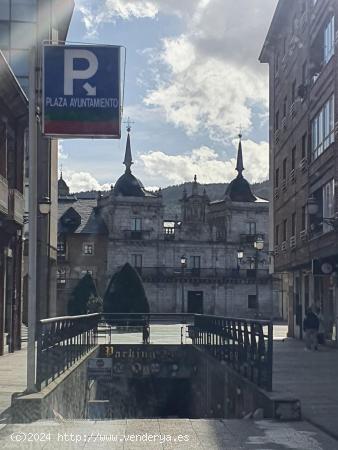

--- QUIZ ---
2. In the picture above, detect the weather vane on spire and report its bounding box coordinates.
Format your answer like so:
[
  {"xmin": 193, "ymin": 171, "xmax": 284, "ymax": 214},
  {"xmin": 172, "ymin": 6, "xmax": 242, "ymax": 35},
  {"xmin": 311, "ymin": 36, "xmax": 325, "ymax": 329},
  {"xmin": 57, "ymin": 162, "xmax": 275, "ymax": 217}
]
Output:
[
  {"xmin": 237, "ymin": 124, "xmax": 243, "ymax": 139},
  {"xmin": 123, "ymin": 117, "xmax": 135, "ymax": 133}
]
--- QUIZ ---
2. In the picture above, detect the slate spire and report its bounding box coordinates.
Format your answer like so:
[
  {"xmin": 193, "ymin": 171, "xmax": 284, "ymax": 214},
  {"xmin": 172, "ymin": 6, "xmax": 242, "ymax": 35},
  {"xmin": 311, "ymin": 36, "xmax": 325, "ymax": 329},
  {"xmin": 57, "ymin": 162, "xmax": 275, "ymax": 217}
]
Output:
[
  {"xmin": 123, "ymin": 125, "xmax": 133, "ymax": 173},
  {"xmin": 192, "ymin": 174, "xmax": 199, "ymax": 195},
  {"xmin": 235, "ymin": 133, "xmax": 244, "ymax": 177}
]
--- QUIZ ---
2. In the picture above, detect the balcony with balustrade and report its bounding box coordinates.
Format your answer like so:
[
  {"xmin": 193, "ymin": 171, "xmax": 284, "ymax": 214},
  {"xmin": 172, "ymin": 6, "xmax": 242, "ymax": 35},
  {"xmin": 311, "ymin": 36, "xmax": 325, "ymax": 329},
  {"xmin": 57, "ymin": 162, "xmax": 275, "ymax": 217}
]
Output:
[
  {"xmin": 136, "ymin": 266, "xmax": 270, "ymax": 284},
  {"xmin": 8, "ymin": 189, "xmax": 24, "ymax": 225},
  {"xmin": 0, "ymin": 174, "xmax": 8, "ymax": 216}
]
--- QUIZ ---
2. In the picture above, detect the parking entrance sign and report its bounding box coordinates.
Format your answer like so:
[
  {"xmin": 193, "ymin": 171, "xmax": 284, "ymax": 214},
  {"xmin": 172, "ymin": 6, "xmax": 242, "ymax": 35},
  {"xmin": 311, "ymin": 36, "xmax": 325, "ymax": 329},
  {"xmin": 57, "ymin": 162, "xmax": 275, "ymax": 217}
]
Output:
[{"xmin": 42, "ymin": 44, "xmax": 121, "ymax": 138}]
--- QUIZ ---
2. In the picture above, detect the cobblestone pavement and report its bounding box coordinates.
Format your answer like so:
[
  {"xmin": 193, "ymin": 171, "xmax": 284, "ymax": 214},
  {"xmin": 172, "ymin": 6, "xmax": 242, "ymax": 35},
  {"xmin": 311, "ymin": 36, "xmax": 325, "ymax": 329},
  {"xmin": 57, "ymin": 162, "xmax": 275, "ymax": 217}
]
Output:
[{"xmin": 0, "ymin": 418, "xmax": 337, "ymax": 449}]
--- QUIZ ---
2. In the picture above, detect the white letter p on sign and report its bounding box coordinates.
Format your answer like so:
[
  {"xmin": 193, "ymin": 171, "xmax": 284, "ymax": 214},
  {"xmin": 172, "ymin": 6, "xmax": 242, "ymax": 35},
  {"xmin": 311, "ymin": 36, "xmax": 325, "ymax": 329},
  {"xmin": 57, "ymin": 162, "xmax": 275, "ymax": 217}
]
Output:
[{"xmin": 64, "ymin": 49, "xmax": 98, "ymax": 96}]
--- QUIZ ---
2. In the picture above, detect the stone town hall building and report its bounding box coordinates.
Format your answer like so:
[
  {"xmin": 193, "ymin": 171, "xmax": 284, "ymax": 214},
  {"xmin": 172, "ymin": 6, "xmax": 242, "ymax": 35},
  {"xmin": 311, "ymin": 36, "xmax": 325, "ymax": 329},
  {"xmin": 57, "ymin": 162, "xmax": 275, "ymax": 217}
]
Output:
[{"xmin": 57, "ymin": 130, "xmax": 273, "ymax": 318}]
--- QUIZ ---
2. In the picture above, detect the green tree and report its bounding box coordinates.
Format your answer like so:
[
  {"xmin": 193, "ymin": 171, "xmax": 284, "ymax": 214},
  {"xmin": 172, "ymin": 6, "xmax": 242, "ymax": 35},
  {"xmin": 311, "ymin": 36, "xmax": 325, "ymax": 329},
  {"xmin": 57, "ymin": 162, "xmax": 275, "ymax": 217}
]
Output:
[
  {"xmin": 103, "ymin": 263, "xmax": 149, "ymax": 314},
  {"xmin": 68, "ymin": 272, "xmax": 99, "ymax": 316}
]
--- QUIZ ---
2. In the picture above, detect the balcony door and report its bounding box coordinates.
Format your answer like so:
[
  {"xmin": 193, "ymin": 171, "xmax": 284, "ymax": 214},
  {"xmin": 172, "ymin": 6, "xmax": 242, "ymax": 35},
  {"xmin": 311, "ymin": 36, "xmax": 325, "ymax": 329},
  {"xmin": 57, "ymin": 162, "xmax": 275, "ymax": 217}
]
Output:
[{"xmin": 187, "ymin": 291, "xmax": 203, "ymax": 314}]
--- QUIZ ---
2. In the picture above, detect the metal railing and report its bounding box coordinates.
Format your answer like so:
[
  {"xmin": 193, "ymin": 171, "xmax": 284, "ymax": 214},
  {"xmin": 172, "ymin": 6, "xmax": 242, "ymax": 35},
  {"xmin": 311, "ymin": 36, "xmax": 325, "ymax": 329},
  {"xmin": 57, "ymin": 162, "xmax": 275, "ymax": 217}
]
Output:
[
  {"xmin": 133, "ymin": 267, "xmax": 270, "ymax": 280},
  {"xmin": 100, "ymin": 312, "xmax": 195, "ymax": 326},
  {"xmin": 35, "ymin": 313, "xmax": 273, "ymax": 392},
  {"xmin": 56, "ymin": 269, "xmax": 270, "ymax": 290},
  {"xmin": 191, "ymin": 315, "xmax": 273, "ymax": 391},
  {"xmin": 36, "ymin": 313, "xmax": 99, "ymax": 390}
]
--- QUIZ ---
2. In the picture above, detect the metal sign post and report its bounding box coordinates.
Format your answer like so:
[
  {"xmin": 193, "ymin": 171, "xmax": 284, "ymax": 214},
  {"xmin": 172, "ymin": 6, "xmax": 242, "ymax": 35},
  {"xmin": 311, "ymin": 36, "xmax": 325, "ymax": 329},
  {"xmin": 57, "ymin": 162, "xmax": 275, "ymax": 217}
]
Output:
[
  {"xmin": 42, "ymin": 44, "xmax": 121, "ymax": 138},
  {"xmin": 27, "ymin": 46, "xmax": 38, "ymax": 392}
]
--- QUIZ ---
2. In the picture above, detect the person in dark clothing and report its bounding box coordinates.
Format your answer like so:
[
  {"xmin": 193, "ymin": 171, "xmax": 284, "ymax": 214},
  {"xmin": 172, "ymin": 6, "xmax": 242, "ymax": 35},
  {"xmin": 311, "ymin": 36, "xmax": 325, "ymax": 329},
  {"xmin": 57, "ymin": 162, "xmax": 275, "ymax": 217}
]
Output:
[
  {"xmin": 315, "ymin": 306, "xmax": 325, "ymax": 345},
  {"xmin": 142, "ymin": 322, "xmax": 150, "ymax": 344},
  {"xmin": 303, "ymin": 307, "xmax": 319, "ymax": 350}
]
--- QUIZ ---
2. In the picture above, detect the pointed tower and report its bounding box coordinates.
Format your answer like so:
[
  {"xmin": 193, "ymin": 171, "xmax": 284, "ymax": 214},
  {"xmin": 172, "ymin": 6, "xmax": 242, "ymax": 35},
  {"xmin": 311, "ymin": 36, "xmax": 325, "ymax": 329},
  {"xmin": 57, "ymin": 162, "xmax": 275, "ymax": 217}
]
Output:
[
  {"xmin": 123, "ymin": 125, "xmax": 133, "ymax": 173},
  {"xmin": 58, "ymin": 170, "xmax": 70, "ymax": 197},
  {"xmin": 181, "ymin": 175, "xmax": 209, "ymax": 223},
  {"xmin": 113, "ymin": 125, "xmax": 157, "ymax": 197},
  {"xmin": 192, "ymin": 174, "xmax": 199, "ymax": 196},
  {"xmin": 225, "ymin": 134, "xmax": 256, "ymax": 202},
  {"xmin": 235, "ymin": 134, "xmax": 244, "ymax": 177}
]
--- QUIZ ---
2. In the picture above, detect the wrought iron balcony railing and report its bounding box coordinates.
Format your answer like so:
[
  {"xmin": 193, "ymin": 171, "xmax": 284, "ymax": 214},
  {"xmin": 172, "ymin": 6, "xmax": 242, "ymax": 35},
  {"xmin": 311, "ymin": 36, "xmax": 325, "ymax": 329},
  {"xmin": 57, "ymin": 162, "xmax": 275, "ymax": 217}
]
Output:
[
  {"xmin": 123, "ymin": 230, "xmax": 152, "ymax": 240},
  {"xmin": 240, "ymin": 233, "xmax": 265, "ymax": 245},
  {"xmin": 135, "ymin": 267, "xmax": 270, "ymax": 281}
]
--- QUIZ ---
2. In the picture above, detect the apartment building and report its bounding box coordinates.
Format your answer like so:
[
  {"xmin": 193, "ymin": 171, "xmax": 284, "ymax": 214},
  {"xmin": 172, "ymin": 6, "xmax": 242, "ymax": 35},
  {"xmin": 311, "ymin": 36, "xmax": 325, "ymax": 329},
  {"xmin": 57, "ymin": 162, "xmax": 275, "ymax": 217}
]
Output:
[
  {"xmin": 0, "ymin": 0, "xmax": 74, "ymax": 321},
  {"xmin": 0, "ymin": 51, "xmax": 28, "ymax": 354},
  {"xmin": 260, "ymin": 0, "xmax": 338, "ymax": 344}
]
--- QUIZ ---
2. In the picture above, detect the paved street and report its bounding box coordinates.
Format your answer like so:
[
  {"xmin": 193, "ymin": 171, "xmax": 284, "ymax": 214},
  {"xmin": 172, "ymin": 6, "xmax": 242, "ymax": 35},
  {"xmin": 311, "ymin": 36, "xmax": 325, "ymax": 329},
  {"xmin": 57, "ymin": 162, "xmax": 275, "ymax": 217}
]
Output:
[
  {"xmin": 0, "ymin": 349, "xmax": 27, "ymax": 423},
  {"xmin": 0, "ymin": 418, "xmax": 338, "ymax": 449},
  {"xmin": 273, "ymin": 335, "xmax": 338, "ymax": 440},
  {"xmin": 0, "ymin": 323, "xmax": 338, "ymax": 448},
  {"xmin": 99, "ymin": 324, "xmax": 192, "ymax": 345}
]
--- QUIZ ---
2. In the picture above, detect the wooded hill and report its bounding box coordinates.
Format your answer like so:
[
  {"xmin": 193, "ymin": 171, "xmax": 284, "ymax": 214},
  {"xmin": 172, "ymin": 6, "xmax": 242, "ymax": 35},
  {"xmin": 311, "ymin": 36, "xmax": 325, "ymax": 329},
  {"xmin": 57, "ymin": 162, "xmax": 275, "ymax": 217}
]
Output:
[{"xmin": 74, "ymin": 179, "xmax": 270, "ymax": 218}]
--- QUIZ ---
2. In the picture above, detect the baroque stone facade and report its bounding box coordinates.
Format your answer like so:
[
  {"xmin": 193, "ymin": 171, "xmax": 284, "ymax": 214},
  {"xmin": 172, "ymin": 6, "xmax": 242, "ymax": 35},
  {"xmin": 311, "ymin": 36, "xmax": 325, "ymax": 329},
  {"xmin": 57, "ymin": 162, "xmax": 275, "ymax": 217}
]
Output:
[{"xmin": 57, "ymin": 130, "xmax": 273, "ymax": 318}]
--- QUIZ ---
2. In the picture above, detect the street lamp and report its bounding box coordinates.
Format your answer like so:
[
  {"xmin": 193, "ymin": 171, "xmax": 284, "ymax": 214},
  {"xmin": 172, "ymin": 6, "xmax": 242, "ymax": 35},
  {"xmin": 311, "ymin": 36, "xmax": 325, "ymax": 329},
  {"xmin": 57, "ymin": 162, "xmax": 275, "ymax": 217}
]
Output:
[
  {"xmin": 254, "ymin": 236, "xmax": 264, "ymax": 315},
  {"xmin": 38, "ymin": 196, "xmax": 51, "ymax": 215},
  {"xmin": 180, "ymin": 255, "xmax": 187, "ymax": 313},
  {"xmin": 254, "ymin": 236, "xmax": 264, "ymax": 251},
  {"xmin": 237, "ymin": 237, "xmax": 265, "ymax": 315},
  {"xmin": 307, "ymin": 195, "xmax": 338, "ymax": 229},
  {"xmin": 307, "ymin": 195, "xmax": 319, "ymax": 216},
  {"xmin": 237, "ymin": 249, "xmax": 244, "ymax": 271},
  {"xmin": 38, "ymin": 196, "xmax": 52, "ymax": 318}
]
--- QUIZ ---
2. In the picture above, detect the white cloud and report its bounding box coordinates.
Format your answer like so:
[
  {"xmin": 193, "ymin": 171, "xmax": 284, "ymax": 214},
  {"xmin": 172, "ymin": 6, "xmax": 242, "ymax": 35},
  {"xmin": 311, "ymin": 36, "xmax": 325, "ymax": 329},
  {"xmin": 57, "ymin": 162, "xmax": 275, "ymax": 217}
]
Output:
[
  {"xmin": 62, "ymin": 170, "xmax": 111, "ymax": 192},
  {"xmin": 139, "ymin": 139, "xmax": 268, "ymax": 185},
  {"xmin": 76, "ymin": 0, "xmax": 277, "ymax": 141},
  {"xmin": 145, "ymin": 185, "xmax": 160, "ymax": 192},
  {"xmin": 144, "ymin": 0, "xmax": 278, "ymax": 141},
  {"xmin": 145, "ymin": 49, "xmax": 266, "ymax": 140},
  {"xmin": 104, "ymin": 0, "xmax": 158, "ymax": 19},
  {"xmin": 77, "ymin": 0, "xmax": 159, "ymax": 35},
  {"xmin": 77, "ymin": 0, "xmax": 200, "ymax": 34},
  {"xmin": 58, "ymin": 140, "xmax": 68, "ymax": 160}
]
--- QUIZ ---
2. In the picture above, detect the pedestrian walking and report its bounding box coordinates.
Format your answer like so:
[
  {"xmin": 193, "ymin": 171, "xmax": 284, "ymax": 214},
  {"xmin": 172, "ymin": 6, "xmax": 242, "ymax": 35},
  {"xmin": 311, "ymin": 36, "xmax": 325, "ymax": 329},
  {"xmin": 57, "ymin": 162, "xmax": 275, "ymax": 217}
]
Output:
[
  {"xmin": 303, "ymin": 307, "xmax": 319, "ymax": 351},
  {"xmin": 142, "ymin": 322, "xmax": 150, "ymax": 344},
  {"xmin": 315, "ymin": 306, "xmax": 325, "ymax": 345}
]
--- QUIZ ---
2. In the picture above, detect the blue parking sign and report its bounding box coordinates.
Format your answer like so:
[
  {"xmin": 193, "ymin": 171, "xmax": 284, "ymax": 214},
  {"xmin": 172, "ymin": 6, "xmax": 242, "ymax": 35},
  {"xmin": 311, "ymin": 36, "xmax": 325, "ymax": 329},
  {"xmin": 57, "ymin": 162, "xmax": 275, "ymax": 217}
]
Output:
[{"xmin": 43, "ymin": 44, "xmax": 121, "ymax": 138}]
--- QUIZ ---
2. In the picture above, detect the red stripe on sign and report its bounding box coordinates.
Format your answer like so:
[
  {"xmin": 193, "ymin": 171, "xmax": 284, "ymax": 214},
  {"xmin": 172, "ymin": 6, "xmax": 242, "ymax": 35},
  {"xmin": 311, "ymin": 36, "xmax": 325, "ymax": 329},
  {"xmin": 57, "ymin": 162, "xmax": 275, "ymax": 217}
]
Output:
[{"xmin": 44, "ymin": 120, "xmax": 119, "ymax": 135}]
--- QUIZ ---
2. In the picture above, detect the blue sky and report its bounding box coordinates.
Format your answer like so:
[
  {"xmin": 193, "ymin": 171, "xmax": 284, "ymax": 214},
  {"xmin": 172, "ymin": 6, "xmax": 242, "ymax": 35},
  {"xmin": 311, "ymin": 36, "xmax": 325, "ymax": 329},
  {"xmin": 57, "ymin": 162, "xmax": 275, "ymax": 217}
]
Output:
[{"xmin": 60, "ymin": 0, "xmax": 278, "ymax": 192}]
